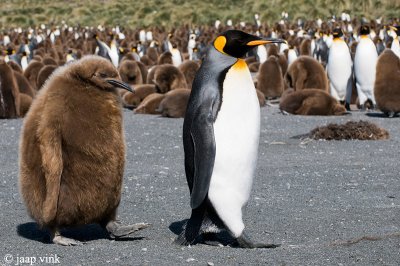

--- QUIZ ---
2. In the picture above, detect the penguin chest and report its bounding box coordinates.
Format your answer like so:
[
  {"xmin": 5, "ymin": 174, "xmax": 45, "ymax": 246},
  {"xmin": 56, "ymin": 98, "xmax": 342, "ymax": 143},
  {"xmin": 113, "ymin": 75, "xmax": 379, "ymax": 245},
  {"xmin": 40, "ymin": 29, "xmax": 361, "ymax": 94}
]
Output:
[
  {"xmin": 171, "ymin": 49, "xmax": 182, "ymax": 67},
  {"xmin": 209, "ymin": 61, "xmax": 260, "ymax": 206},
  {"xmin": 354, "ymin": 39, "xmax": 378, "ymax": 88},
  {"xmin": 391, "ymin": 39, "xmax": 400, "ymax": 58},
  {"xmin": 327, "ymin": 42, "xmax": 352, "ymax": 94}
]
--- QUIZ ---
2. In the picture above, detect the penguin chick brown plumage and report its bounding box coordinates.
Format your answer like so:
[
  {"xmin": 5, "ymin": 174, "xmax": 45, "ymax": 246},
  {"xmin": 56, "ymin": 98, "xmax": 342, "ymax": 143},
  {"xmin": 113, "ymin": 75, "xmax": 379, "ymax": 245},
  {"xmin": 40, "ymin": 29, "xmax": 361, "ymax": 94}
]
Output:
[
  {"xmin": 374, "ymin": 49, "xmax": 400, "ymax": 117},
  {"xmin": 179, "ymin": 30, "xmax": 285, "ymax": 248},
  {"xmin": 158, "ymin": 88, "xmax": 190, "ymax": 118},
  {"xmin": 19, "ymin": 55, "xmax": 149, "ymax": 246},
  {"xmin": 257, "ymin": 55, "xmax": 284, "ymax": 98},
  {"xmin": 153, "ymin": 64, "xmax": 188, "ymax": 93},
  {"xmin": 285, "ymin": 56, "xmax": 329, "ymax": 92},
  {"xmin": 0, "ymin": 60, "xmax": 20, "ymax": 118},
  {"xmin": 118, "ymin": 59, "xmax": 143, "ymax": 86},
  {"xmin": 279, "ymin": 88, "xmax": 347, "ymax": 116}
]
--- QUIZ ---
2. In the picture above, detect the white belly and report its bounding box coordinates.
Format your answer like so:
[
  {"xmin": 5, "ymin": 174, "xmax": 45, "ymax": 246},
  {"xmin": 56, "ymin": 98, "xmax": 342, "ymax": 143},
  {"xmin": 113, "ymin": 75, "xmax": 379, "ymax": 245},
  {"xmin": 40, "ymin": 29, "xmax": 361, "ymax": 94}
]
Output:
[
  {"xmin": 327, "ymin": 41, "xmax": 352, "ymax": 100},
  {"xmin": 391, "ymin": 39, "xmax": 400, "ymax": 58},
  {"xmin": 208, "ymin": 61, "xmax": 260, "ymax": 237},
  {"xmin": 354, "ymin": 39, "xmax": 377, "ymax": 91},
  {"xmin": 257, "ymin": 45, "xmax": 267, "ymax": 64},
  {"xmin": 288, "ymin": 49, "xmax": 298, "ymax": 65},
  {"xmin": 171, "ymin": 49, "xmax": 182, "ymax": 67}
]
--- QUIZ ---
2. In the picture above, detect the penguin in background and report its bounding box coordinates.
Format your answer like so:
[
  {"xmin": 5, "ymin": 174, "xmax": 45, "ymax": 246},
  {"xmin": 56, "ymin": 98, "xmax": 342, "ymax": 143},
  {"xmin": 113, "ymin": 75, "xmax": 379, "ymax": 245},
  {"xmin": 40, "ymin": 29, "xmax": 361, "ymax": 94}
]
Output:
[
  {"xmin": 162, "ymin": 33, "xmax": 173, "ymax": 53},
  {"xmin": 257, "ymin": 55, "xmax": 284, "ymax": 99},
  {"xmin": 299, "ymin": 38, "xmax": 312, "ymax": 56},
  {"xmin": 66, "ymin": 49, "xmax": 76, "ymax": 63},
  {"xmin": 255, "ymin": 44, "xmax": 268, "ymax": 64},
  {"xmin": 188, "ymin": 34, "xmax": 197, "ymax": 61},
  {"xmin": 20, "ymin": 52, "xmax": 29, "ymax": 71},
  {"xmin": 4, "ymin": 47, "xmax": 19, "ymax": 65},
  {"xmin": 0, "ymin": 60, "xmax": 20, "ymax": 118},
  {"xmin": 374, "ymin": 37, "xmax": 386, "ymax": 56},
  {"xmin": 178, "ymin": 30, "xmax": 285, "ymax": 248},
  {"xmin": 354, "ymin": 25, "xmax": 378, "ymax": 109},
  {"xmin": 313, "ymin": 33, "xmax": 329, "ymax": 67},
  {"xmin": 374, "ymin": 49, "xmax": 400, "ymax": 117},
  {"xmin": 287, "ymin": 45, "xmax": 298, "ymax": 66},
  {"xmin": 95, "ymin": 34, "xmax": 120, "ymax": 68},
  {"xmin": 327, "ymin": 28, "xmax": 353, "ymax": 110},
  {"xmin": 170, "ymin": 44, "xmax": 183, "ymax": 67},
  {"xmin": 389, "ymin": 26, "xmax": 400, "ymax": 58}
]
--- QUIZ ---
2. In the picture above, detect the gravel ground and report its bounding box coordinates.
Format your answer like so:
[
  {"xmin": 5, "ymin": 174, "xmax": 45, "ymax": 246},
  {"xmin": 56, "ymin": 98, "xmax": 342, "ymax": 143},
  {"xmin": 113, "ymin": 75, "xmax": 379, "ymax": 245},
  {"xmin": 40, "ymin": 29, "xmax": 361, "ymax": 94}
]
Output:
[{"xmin": 0, "ymin": 105, "xmax": 399, "ymax": 265}]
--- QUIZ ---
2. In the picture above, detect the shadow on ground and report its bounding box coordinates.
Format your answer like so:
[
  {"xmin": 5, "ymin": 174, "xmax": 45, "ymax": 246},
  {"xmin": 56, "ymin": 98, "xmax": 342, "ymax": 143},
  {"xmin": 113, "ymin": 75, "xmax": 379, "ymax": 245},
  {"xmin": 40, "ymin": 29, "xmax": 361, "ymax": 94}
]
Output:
[{"xmin": 17, "ymin": 222, "xmax": 145, "ymax": 244}]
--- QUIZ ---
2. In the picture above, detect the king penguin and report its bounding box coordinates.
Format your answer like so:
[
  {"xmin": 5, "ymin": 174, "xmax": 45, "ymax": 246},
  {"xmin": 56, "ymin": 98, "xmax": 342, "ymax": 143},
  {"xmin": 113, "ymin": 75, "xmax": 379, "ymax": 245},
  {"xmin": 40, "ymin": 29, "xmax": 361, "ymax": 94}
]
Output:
[
  {"xmin": 354, "ymin": 25, "xmax": 378, "ymax": 109},
  {"xmin": 178, "ymin": 30, "xmax": 285, "ymax": 248},
  {"xmin": 389, "ymin": 26, "xmax": 400, "ymax": 58},
  {"xmin": 327, "ymin": 28, "xmax": 353, "ymax": 110}
]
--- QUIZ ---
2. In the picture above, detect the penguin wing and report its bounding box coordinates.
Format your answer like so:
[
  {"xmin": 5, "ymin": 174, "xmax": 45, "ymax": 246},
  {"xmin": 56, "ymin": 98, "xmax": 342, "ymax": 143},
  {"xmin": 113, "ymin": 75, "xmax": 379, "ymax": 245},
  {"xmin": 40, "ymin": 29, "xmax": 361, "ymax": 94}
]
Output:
[
  {"xmin": 96, "ymin": 40, "xmax": 112, "ymax": 61},
  {"xmin": 187, "ymin": 97, "xmax": 218, "ymax": 209},
  {"xmin": 37, "ymin": 116, "xmax": 63, "ymax": 223}
]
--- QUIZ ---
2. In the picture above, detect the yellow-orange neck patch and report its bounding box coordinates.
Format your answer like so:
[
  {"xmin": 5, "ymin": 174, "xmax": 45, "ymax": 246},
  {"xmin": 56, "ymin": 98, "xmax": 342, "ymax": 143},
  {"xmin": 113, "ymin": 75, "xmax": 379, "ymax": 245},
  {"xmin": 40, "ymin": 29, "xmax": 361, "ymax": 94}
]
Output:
[
  {"xmin": 232, "ymin": 58, "xmax": 247, "ymax": 70},
  {"xmin": 214, "ymin": 36, "xmax": 227, "ymax": 55}
]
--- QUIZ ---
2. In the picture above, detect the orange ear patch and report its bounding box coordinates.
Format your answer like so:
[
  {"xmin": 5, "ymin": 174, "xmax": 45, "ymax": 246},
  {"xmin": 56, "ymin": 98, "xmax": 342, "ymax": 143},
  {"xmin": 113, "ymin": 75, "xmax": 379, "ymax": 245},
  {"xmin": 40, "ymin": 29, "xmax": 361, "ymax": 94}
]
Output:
[{"xmin": 214, "ymin": 36, "xmax": 227, "ymax": 54}]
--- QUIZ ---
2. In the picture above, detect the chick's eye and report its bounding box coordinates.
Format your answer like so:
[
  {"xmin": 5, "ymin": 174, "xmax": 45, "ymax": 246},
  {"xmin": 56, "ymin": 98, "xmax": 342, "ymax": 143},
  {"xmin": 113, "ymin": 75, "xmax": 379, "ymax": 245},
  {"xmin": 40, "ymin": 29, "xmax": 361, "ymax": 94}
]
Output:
[{"xmin": 99, "ymin": 73, "xmax": 107, "ymax": 78}]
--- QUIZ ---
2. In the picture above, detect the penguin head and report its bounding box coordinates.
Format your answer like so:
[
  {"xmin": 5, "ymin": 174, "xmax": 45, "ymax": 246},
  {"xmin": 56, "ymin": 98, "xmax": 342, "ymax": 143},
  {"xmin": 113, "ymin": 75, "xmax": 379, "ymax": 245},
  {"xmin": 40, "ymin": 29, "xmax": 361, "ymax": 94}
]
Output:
[
  {"xmin": 389, "ymin": 25, "xmax": 400, "ymax": 37},
  {"xmin": 213, "ymin": 30, "xmax": 286, "ymax": 58},
  {"xmin": 359, "ymin": 25, "xmax": 370, "ymax": 36},
  {"xmin": 72, "ymin": 56, "xmax": 133, "ymax": 93},
  {"xmin": 332, "ymin": 28, "xmax": 344, "ymax": 38},
  {"xmin": 6, "ymin": 48, "xmax": 15, "ymax": 56}
]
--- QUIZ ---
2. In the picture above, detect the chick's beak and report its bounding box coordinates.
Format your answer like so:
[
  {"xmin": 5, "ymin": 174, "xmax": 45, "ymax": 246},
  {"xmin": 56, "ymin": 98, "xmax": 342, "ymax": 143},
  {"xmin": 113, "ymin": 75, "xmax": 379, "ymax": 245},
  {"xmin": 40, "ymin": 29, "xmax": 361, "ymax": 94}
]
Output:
[{"xmin": 106, "ymin": 79, "xmax": 134, "ymax": 93}]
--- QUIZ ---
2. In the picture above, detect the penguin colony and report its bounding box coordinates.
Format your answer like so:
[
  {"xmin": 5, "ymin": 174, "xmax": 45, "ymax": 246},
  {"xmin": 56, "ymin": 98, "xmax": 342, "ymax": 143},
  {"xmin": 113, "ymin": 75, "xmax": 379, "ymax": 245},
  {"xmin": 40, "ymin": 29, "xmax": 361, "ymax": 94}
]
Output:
[
  {"xmin": 1, "ymin": 17, "xmax": 399, "ymax": 118},
  {"xmin": 0, "ymin": 15, "xmax": 397, "ymax": 247}
]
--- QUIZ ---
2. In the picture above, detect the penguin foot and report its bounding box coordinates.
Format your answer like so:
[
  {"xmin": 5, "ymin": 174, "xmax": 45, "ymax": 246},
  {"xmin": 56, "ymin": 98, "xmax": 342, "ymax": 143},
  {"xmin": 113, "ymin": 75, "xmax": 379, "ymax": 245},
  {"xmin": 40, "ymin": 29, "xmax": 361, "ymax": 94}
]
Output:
[
  {"xmin": 234, "ymin": 233, "xmax": 280, "ymax": 249},
  {"xmin": 123, "ymin": 104, "xmax": 136, "ymax": 110},
  {"xmin": 174, "ymin": 228, "xmax": 197, "ymax": 246},
  {"xmin": 344, "ymin": 103, "xmax": 351, "ymax": 111},
  {"xmin": 106, "ymin": 220, "xmax": 151, "ymax": 239},
  {"xmin": 280, "ymin": 109, "xmax": 290, "ymax": 115},
  {"xmin": 385, "ymin": 111, "xmax": 395, "ymax": 118},
  {"xmin": 52, "ymin": 232, "xmax": 83, "ymax": 246}
]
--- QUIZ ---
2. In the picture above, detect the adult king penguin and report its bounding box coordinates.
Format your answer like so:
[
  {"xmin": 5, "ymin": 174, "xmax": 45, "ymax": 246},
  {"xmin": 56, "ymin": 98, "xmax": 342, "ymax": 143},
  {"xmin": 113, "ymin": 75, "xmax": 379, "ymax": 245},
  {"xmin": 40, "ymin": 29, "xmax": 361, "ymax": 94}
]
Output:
[
  {"xmin": 354, "ymin": 25, "xmax": 378, "ymax": 109},
  {"xmin": 327, "ymin": 28, "xmax": 353, "ymax": 110},
  {"xmin": 178, "ymin": 30, "xmax": 285, "ymax": 248},
  {"xmin": 389, "ymin": 26, "xmax": 400, "ymax": 58}
]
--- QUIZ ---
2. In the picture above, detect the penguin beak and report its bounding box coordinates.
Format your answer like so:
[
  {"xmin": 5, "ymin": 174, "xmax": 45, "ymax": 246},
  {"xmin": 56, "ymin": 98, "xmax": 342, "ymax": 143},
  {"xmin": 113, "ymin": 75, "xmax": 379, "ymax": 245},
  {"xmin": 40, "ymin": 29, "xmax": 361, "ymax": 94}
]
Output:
[
  {"xmin": 106, "ymin": 79, "xmax": 134, "ymax": 93},
  {"xmin": 247, "ymin": 38, "xmax": 287, "ymax": 46}
]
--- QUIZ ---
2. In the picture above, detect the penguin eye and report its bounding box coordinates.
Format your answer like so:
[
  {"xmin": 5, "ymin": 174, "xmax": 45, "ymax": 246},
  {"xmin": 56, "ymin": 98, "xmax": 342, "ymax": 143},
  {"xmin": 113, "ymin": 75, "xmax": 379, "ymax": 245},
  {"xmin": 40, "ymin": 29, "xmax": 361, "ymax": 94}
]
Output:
[{"xmin": 98, "ymin": 72, "xmax": 107, "ymax": 78}]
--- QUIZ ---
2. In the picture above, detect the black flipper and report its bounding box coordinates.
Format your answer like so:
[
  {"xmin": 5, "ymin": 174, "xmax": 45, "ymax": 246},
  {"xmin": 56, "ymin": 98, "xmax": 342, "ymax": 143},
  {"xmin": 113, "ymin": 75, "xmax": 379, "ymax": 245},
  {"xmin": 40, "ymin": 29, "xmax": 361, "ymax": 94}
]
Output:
[
  {"xmin": 96, "ymin": 39, "xmax": 112, "ymax": 62},
  {"xmin": 189, "ymin": 104, "xmax": 217, "ymax": 209},
  {"xmin": 345, "ymin": 69, "xmax": 354, "ymax": 109}
]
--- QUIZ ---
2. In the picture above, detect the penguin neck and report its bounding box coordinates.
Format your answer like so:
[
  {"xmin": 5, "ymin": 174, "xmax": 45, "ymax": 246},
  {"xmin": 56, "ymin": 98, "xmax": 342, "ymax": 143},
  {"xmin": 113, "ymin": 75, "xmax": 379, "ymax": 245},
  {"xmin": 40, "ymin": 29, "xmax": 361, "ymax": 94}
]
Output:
[
  {"xmin": 232, "ymin": 58, "xmax": 248, "ymax": 70},
  {"xmin": 203, "ymin": 46, "xmax": 237, "ymax": 71}
]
